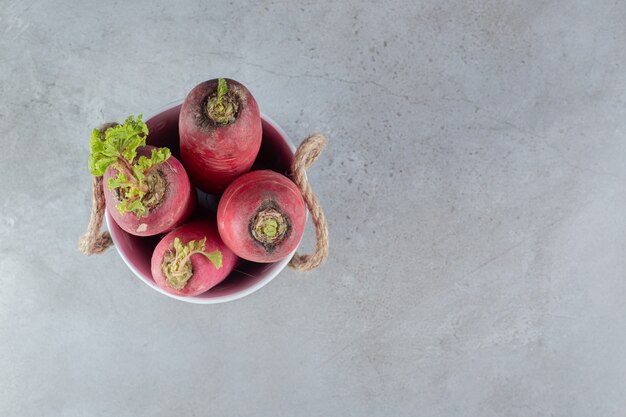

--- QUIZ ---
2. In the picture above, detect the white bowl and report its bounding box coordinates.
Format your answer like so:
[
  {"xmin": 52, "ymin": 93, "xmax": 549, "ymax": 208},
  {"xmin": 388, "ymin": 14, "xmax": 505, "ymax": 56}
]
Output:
[{"xmin": 106, "ymin": 100, "xmax": 303, "ymax": 304}]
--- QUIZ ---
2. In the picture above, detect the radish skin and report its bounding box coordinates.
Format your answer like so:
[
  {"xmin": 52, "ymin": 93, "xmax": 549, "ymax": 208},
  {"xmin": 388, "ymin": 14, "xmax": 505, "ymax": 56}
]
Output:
[
  {"xmin": 151, "ymin": 220, "xmax": 237, "ymax": 296},
  {"xmin": 179, "ymin": 78, "xmax": 262, "ymax": 194},
  {"xmin": 217, "ymin": 170, "xmax": 306, "ymax": 263},
  {"xmin": 103, "ymin": 145, "xmax": 195, "ymax": 237}
]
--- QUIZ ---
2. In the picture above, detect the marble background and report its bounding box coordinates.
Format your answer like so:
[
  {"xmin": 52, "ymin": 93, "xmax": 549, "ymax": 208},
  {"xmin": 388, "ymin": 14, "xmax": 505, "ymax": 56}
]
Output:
[{"xmin": 1, "ymin": 0, "xmax": 625, "ymax": 415}]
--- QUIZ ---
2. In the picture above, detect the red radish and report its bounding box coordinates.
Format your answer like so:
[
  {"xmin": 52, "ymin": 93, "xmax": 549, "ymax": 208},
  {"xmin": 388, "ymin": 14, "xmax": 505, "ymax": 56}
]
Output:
[
  {"xmin": 89, "ymin": 116, "xmax": 195, "ymax": 237},
  {"xmin": 103, "ymin": 145, "xmax": 195, "ymax": 236},
  {"xmin": 179, "ymin": 78, "xmax": 262, "ymax": 194},
  {"xmin": 217, "ymin": 170, "xmax": 306, "ymax": 263},
  {"xmin": 151, "ymin": 219, "xmax": 237, "ymax": 296}
]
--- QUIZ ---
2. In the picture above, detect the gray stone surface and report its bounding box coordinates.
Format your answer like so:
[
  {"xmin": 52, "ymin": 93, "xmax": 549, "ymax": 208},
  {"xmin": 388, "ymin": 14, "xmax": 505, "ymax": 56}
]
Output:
[{"xmin": 1, "ymin": 0, "xmax": 626, "ymax": 415}]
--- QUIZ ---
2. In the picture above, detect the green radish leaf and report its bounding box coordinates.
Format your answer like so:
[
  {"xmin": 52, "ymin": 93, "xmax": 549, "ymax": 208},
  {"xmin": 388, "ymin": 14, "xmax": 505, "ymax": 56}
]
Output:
[
  {"xmin": 107, "ymin": 172, "xmax": 129, "ymax": 190},
  {"xmin": 108, "ymin": 170, "xmax": 148, "ymax": 217},
  {"xmin": 182, "ymin": 237, "xmax": 222, "ymax": 269},
  {"xmin": 90, "ymin": 155, "xmax": 116, "ymax": 176},
  {"xmin": 162, "ymin": 238, "xmax": 223, "ymax": 290},
  {"xmin": 88, "ymin": 115, "xmax": 172, "ymax": 218},
  {"xmin": 187, "ymin": 237, "xmax": 207, "ymax": 254},
  {"xmin": 202, "ymin": 250, "xmax": 223, "ymax": 270},
  {"xmin": 133, "ymin": 148, "xmax": 171, "ymax": 181},
  {"xmin": 88, "ymin": 115, "xmax": 148, "ymax": 176},
  {"xmin": 173, "ymin": 237, "xmax": 185, "ymax": 255},
  {"xmin": 117, "ymin": 197, "xmax": 146, "ymax": 217},
  {"xmin": 217, "ymin": 78, "xmax": 228, "ymax": 99}
]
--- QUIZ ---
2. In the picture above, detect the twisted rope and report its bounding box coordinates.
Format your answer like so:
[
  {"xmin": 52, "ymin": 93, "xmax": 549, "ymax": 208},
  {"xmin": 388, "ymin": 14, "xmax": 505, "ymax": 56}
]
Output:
[
  {"xmin": 78, "ymin": 123, "xmax": 117, "ymax": 255},
  {"xmin": 78, "ymin": 175, "xmax": 113, "ymax": 255},
  {"xmin": 288, "ymin": 133, "xmax": 329, "ymax": 271}
]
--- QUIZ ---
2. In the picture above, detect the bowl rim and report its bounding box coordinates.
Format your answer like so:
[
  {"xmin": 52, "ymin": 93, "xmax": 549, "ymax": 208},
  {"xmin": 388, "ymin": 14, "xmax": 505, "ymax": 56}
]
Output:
[{"xmin": 105, "ymin": 99, "xmax": 301, "ymax": 304}]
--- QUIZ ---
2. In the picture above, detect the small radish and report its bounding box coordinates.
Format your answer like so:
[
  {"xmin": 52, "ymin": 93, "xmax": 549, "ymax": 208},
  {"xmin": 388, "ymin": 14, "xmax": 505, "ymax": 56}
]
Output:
[
  {"xmin": 151, "ymin": 220, "xmax": 237, "ymax": 296},
  {"xmin": 179, "ymin": 78, "xmax": 262, "ymax": 194},
  {"xmin": 217, "ymin": 170, "xmax": 306, "ymax": 263},
  {"xmin": 89, "ymin": 115, "xmax": 195, "ymax": 236}
]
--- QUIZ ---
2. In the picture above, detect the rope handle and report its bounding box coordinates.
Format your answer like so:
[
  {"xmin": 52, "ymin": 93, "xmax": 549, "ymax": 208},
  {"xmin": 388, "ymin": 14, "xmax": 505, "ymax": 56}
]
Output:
[
  {"xmin": 288, "ymin": 133, "xmax": 329, "ymax": 271},
  {"xmin": 78, "ymin": 175, "xmax": 113, "ymax": 255},
  {"xmin": 78, "ymin": 127, "xmax": 329, "ymax": 272},
  {"xmin": 78, "ymin": 123, "xmax": 117, "ymax": 255}
]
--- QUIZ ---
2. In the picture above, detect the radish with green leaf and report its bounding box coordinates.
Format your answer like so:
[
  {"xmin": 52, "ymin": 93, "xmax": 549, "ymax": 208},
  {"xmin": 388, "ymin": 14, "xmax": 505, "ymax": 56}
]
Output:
[
  {"xmin": 151, "ymin": 220, "xmax": 237, "ymax": 296},
  {"xmin": 217, "ymin": 170, "xmax": 306, "ymax": 263},
  {"xmin": 89, "ymin": 115, "xmax": 195, "ymax": 237},
  {"xmin": 179, "ymin": 78, "xmax": 262, "ymax": 194}
]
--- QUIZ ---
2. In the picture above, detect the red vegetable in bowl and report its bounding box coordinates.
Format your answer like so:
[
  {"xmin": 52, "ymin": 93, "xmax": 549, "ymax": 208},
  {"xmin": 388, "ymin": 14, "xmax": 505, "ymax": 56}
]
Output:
[
  {"xmin": 89, "ymin": 115, "xmax": 195, "ymax": 236},
  {"xmin": 151, "ymin": 220, "xmax": 237, "ymax": 296},
  {"xmin": 179, "ymin": 78, "xmax": 262, "ymax": 194},
  {"xmin": 217, "ymin": 170, "xmax": 306, "ymax": 263}
]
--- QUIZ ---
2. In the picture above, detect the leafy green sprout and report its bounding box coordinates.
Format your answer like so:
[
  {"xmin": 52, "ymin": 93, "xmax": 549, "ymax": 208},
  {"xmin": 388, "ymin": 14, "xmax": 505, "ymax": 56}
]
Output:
[
  {"xmin": 88, "ymin": 115, "xmax": 171, "ymax": 217},
  {"xmin": 205, "ymin": 78, "xmax": 239, "ymax": 125},
  {"xmin": 162, "ymin": 238, "xmax": 223, "ymax": 290}
]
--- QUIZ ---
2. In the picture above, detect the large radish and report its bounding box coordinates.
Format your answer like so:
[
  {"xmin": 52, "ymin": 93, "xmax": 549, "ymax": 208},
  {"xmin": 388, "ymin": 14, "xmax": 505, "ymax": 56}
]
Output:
[
  {"xmin": 179, "ymin": 78, "xmax": 262, "ymax": 194},
  {"xmin": 151, "ymin": 219, "xmax": 237, "ymax": 296},
  {"xmin": 89, "ymin": 115, "xmax": 195, "ymax": 236},
  {"xmin": 217, "ymin": 170, "xmax": 306, "ymax": 263}
]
